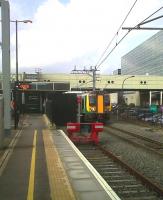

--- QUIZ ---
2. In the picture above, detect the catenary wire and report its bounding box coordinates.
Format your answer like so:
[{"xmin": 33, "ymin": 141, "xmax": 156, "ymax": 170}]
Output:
[
  {"xmin": 95, "ymin": 0, "xmax": 138, "ymax": 67},
  {"xmin": 96, "ymin": 6, "xmax": 163, "ymax": 69}
]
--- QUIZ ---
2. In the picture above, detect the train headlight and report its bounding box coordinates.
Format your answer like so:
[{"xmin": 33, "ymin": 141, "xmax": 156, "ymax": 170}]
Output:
[
  {"xmin": 105, "ymin": 107, "xmax": 110, "ymax": 112},
  {"xmin": 90, "ymin": 107, "xmax": 96, "ymax": 112}
]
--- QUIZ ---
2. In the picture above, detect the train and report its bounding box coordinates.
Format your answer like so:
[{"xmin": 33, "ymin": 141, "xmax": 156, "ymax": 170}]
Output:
[{"xmin": 79, "ymin": 92, "xmax": 112, "ymax": 123}]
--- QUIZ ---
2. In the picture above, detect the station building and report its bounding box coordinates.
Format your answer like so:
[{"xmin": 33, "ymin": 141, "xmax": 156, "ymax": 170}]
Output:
[{"xmin": 1, "ymin": 72, "xmax": 162, "ymax": 107}]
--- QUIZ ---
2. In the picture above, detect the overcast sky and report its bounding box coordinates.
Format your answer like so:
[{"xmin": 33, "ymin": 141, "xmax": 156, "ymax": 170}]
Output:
[{"xmin": 6, "ymin": 0, "xmax": 163, "ymax": 74}]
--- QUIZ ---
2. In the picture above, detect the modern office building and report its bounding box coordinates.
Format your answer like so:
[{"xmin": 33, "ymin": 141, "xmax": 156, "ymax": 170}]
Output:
[{"xmin": 121, "ymin": 30, "xmax": 163, "ymax": 75}]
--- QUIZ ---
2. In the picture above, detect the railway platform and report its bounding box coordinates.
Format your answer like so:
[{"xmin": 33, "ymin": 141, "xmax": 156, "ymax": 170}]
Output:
[{"xmin": 0, "ymin": 114, "xmax": 120, "ymax": 200}]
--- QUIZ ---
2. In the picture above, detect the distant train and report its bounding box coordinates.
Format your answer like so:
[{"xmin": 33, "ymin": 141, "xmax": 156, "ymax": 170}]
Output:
[{"xmin": 79, "ymin": 92, "xmax": 111, "ymax": 123}]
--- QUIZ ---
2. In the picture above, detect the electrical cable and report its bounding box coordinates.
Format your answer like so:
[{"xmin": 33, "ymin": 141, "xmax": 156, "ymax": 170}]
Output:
[
  {"xmin": 137, "ymin": 6, "xmax": 163, "ymax": 26},
  {"xmin": 96, "ymin": 6, "xmax": 163, "ymax": 69},
  {"xmin": 95, "ymin": 0, "xmax": 138, "ymax": 67}
]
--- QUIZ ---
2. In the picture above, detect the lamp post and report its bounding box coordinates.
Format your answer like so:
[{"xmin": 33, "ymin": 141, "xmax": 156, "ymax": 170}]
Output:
[
  {"xmin": 117, "ymin": 75, "xmax": 135, "ymax": 120},
  {"xmin": 11, "ymin": 19, "xmax": 32, "ymax": 129},
  {"xmin": 121, "ymin": 75, "xmax": 135, "ymax": 104},
  {"xmin": 11, "ymin": 20, "xmax": 32, "ymax": 82},
  {"xmin": 122, "ymin": 75, "xmax": 135, "ymax": 92}
]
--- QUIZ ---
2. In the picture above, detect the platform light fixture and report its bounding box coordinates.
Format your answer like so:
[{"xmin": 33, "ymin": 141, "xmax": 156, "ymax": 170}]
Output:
[
  {"xmin": 121, "ymin": 75, "xmax": 135, "ymax": 104},
  {"xmin": 122, "ymin": 75, "xmax": 135, "ymax": 91},
  {"xmin": 10, "ymin": 19, "xmax": 32, "ymax": 83}
]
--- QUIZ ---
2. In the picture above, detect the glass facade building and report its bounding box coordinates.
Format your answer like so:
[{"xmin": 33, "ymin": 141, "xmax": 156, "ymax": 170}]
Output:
[{"xmin": 121, "ymin": 31, "xmax": 163, "ymax": 75}]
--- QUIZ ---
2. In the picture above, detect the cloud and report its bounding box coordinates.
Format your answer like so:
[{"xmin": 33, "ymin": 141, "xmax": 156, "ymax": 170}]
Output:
[{"xmin": 10, "ymin": 0, "xmax": 163, "ymax": 74}]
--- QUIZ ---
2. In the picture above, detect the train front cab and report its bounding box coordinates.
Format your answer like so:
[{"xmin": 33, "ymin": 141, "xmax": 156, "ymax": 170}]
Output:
[
  {"xmin": 81, "ymin": 93, "xmax": 96, "ymax": 122},
  {"xmin": 80, "ymin": 92, "xmax": 111, "ymax": 123}
]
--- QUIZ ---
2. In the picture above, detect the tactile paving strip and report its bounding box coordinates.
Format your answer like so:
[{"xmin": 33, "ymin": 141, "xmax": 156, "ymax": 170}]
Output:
[{"xmin": 43, "ymin": 129, "xmax": 76, "ymax": 200}]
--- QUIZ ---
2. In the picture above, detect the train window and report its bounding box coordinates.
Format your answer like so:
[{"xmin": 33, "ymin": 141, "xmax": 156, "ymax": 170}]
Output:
[
  {"xmin": 104, "ymin": 95, "xmax": 110, "ymax": 106},
  {"xmin": 89, "ymin": 95, "xmax": 96, "ymax": 106},
  {"xmin": 82, "ymin": 98, "xmax": 85, "ymax": 111}
]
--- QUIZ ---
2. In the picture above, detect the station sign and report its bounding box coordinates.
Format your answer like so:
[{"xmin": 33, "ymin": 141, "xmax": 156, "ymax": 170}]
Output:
[{"xmin": 24, "ymin": 73, "xmax": 38, "ymax": 81}]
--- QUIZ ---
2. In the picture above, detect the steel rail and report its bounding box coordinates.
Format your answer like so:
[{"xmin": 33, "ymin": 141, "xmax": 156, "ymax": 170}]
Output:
[
  {"xmin": 104, "ymin": 126, "xmax": 163, "ymax": 156},
  {"xmin": 108, "ymin": 126, "xmax": 163, "ymax": 147},
  {"xmin": 77, "ymin": 143, "xmax": 163, "ymax": 198},
  {"xmin": 98, "ymin": 144, "xmax": 163, "ymax": 196}
]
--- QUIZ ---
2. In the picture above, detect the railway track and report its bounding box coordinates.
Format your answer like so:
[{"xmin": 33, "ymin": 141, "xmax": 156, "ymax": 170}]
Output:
[
  {"xmin": 76, "ymin": 144, "xmax": 163, "ymax": 200},
  {"xmin": 105, "ymin": 126, "xmax": 163, "ymax": 156}
]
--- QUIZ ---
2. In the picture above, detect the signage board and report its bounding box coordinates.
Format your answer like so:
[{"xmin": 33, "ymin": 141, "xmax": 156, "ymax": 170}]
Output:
[
  {"xmin": 24, "ymin": 74, "xmax": 38, "ymax": 81},
  {"xmin": 18, "ymin": 84, "xmax": 31, "ymax": 90}
]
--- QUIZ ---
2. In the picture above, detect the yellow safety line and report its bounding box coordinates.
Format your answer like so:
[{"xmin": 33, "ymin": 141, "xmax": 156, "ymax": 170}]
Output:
[
  {"xmin": 27, "ymin": 129, "xmax": 37, "ymax": 200},
  {"xmin": 43, "ymin": 129, "xmax": 76, "ymax": 200}
]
